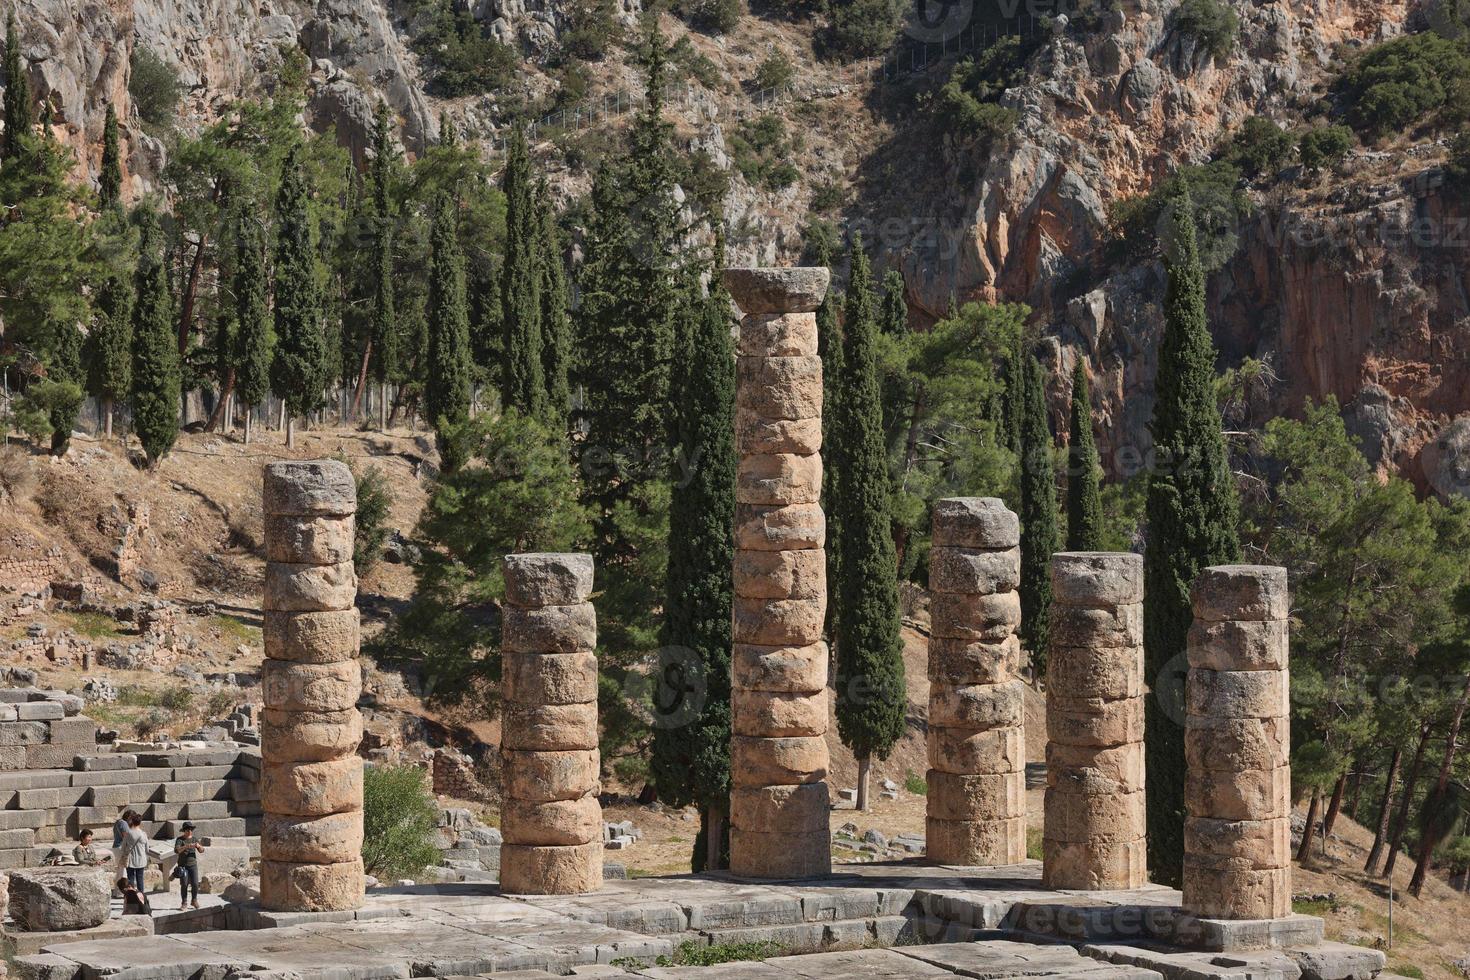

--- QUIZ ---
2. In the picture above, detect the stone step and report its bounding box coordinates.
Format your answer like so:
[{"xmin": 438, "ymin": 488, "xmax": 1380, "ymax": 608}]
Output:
[
  {"xmin": 158, "ymin": 817, "xmax": 255, "ymax": 840},
  {"xmin": 182, "ymin": 800, "xmax": 231, "ymax": 819}
]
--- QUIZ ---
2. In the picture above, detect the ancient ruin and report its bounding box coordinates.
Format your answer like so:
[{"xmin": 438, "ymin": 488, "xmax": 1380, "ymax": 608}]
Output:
[
  {"xmin": 1043, "ymin": 552, "xmax": 1146, "ymax": 889},
  {"xmin": 499, "ymin": 553, "xmax": 603, "ymax": 894},
  {"xmin": 724, "ymin": 267, "xmax": 833, "ymax": 880},
  {"xmin": 925, "ymin": 497, "xmax": 1026, "ymax": 866},
  {"xmin": 1183, "ymin": 565, "xmax": 1292, "ymax": 921},
  {"xmin": 259, "ymin": 460, "xmax": 365, "ymax": 913}
]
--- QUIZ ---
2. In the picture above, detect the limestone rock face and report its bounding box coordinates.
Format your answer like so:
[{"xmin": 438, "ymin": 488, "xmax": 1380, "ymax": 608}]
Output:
[
  {"xmin": 7, "ymin": 868, "xmax": 111, "ymax": 932},
  {"xmin": 726, "ymin": 270, "xmax": 832, "ymax": 880}
]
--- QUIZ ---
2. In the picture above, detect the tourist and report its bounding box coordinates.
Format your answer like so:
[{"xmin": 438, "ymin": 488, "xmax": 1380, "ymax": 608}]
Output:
[
  {"xmin": 122, "ymin": 813, "xmax": 150, "ymax": 894},
  {"xmin": 112, "ymin": 808, "xmax": 132, "ymax": 849},
  {"xmin": 73, "ymin": 829, "xmax": 108, "ymax": 866},
  {"xmin": 116, "ymin": 877, "xmax": 150, "ymax": 916},
  {"xmin": 173, "ymin": 822, "xmax": 205, "ymax": 909}
]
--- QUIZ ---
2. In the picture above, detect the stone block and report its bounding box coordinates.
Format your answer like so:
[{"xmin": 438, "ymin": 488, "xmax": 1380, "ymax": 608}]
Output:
[
  {"xmin": 263, "ymin": 561, "xmax": 357, "ymax": 613},
  {"xmin": 160, "ymin": 781, "xmax": 206, "ymax": 803},
  {"xmin": 260, "ymin": 708, "xmax": 363, "ymax": 765},
  {"xmin": 735, "ymin": 355, "xmax": 822, "ymax": 421},
  {"xmin": 1185, "ymin": 766, "xmax": 1290, "ymax": 822},
  {"xmin": 264, "ymin": 513, "xmax": 355, "ymax": 565},
  {"xmin": 927, "ymin": 725, "xmax": 1025, "ymax": 776},
  {"xmin": 735, "ymin": 410, "xmax": 822, "ymax": 456},
  {"xmin": 724, "ymin": 267, "xmax": 830, "ymax": 315},
  {"xmin": 1045, "ymin": 741, "xmax": 1145, "ymax": 795},
  {"xmin": 729, "ymin": 687, "xmax": 829, "ymax": 741},
  {"xmin": 732, "ymin": 596, "xmax": 824, "ymax": 647},
  {"xmin": 1050, "ymin": 552, "xmax": 1144, "ymax": 606},
  {"xmin": 1046, "ymin": 696, "xmax": 1144, "ymax": 748},
  {"xmin": 1186, "ymin": 669, "xmax": 1289, "ymax": 720},
  {"xmin": 729, "ymin": 828, "xmax": 831, "ymax": 879},
  {"xmin": 1049, "ymin": 602, "xmax": 1143, "ymax": 649},
  {"xmin": 15, "ymin": 703, "xmax": 63, "ymax": 722},
  {"xmin": 261, "ymin": 810, "xmax": 363, "ymax": 865},
  {"xmin": 928, "ymin": 635, "xmax": 1020, "ymax": 686},
  {"xmin": 259, "ymin": 856, "xmax": 364, "ymax": 912},
  {"xmin": 731, "ymin": 736, "xmax": 828, "ymax": 785},
  {"xmin": 729, "ymin": 783, "xmax": 830, "ymax": 833},
  {"xmin": 0, "ymin": 746, "xmax": 23, "ymax": 771},
  {"xmin": 7, "ymin": 867, "xmax": 110, "ymax": 931},
  {"xmin": 503, "ymin": 553, "xmax": 595, "ymax": 608},
  {"xmin": 734, "ymin": 503, "xmax": 825, "ymax": 551},
  {"xmin": 1043, "ymin": 787, "xmax": 1146, "ymax": 844},
  {"xmin": 925, "ymin": 815, "xmax": 1026, "ymax": 866},
  {"xmin": 928, "ymin": 680, "xmax": 1024, "ymax": 731},
  {"xmin": 27, "ymin": 746, "xmax": 91, "ymax": 770},
  {"xmin": 502, "ymin": 749, "xmax": 600, "ymax": 802},
  {"xmin": 0, "ymin": 811, "xmax": 45, "ymax": 832},
  {"xmin": 501, "ymin": 795, "xmax": 602, "ymax": 846},
  {"xmin": 1185, "ymin": 716, "xmax": 1290, "ymax": 772},
  {"xmin": 1191, "ymin": 565, "xmax": 1289, "ymax": 623},
  {"xmin": 1185, "ymin": 816, "xmax": 1291, "ymax": 871},
  {"xmin": 1187, "ymin": 619, "xmax": 1289, "ymax": 673},
  {"xmin": 261, "ymin": 660, "xmax": 362, "ymax": 714},
  {"xmin": 260, "ymin": 756, "xmax": 363, "ymax": 817},
  {"xmin": 929, "ymin": 591, "xmax": 1022, "ymax": 642},
  {"xmin": 499, "ymin": 840, "xmax": 602, "ymax": 894},
  {"xmin": 1182, "ymin": 864, "xmax": 1291, "ymax": 920},
  {"xmin": 928, "ymin": 546, "xmax": 1020, "ymax": 596},
  {"xmin": 0, "ymin": 828, "xmax": 35, "ymax": 848},
  {"xmin": 1041, "ymin": 837, "xmax": 1147, "ymax": 890},
  {"xmin": 14, "ymin": 789, "xmax": 63, "ymax": 810},
  {"xmin": 932, "ymin": 497, "xmax": 1020, "ymax": 549},
  {"xmin": 732, "ymin": 643, "xmax": 827, "ymax": 694},
  {"xmin": 262, "ymin": 609, "xmax": 360, "ymax": 665},
  {"xmin": 733, "ymin": 547, "xmax": 826, "ymax": 600},
  {"xmin": 502, "ymin": 603, "xmax": 597, "ymax": 655},
  {"xmin": 263, "ymin": 459, "xmax": 356, "ymax": 517},
  {"xmin": 501, "ymin": 701, "xmax": 600, "ymax": 751},
  {"xmin": 0, "ymin": 723, "xmax": 49, "ymax": 746},
  {"xmin": 502, "ymin": 651, "xmax": 598, "ymax": 706},
  {"xmin": 736, "ymin": 452, "xmax": 822, "ymax": 507},
  {"xmin": 85, "ymin": 785, "xmax": 133, "ymax": 808},
  {"xmin": 737, "ymin": 311, "xmax": 819, "ymax": 357},
  {"xmin": 1045, "ymin": 645, "xmax": 1143, "ymax": 701},
  {"xmin": 182, "ymin": 800, "xmax": 230, "ymax": 819},
  {"xmin": 73, "ymin": 754, "xmax": 137, "ymax": 772},
  {"xmin": 926, "ymin": 770, "xmax": 1025, "ymax": 821}
]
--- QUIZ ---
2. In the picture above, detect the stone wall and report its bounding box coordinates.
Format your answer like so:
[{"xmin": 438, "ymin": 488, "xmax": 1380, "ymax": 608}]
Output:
[
  {"xmin": 259, "ymin": 460, "xmax": 364, "ymax": 913},
  {"xmin": 499, "ymin": 553, "xmax": 602, "ymax": 895},
  {"xmin": 925, "ymin": 498, "xmax": 1025, "ymax": 866},
  {"xmin": 724, "ymin": 268, "xmax": 833, "ymax": 880},
  {"xmin": 1184, "ymin": 565, "xmax": 1292, "ymax": 921},
  {"xmin": 1043, "ymin": 552, "xmax": 1146, "ymax": 889}
]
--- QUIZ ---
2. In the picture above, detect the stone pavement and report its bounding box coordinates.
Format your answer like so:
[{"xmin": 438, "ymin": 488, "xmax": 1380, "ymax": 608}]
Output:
[{"xmin": 13, "ymin": 861, "xmax": 1388, "ymax": 980}]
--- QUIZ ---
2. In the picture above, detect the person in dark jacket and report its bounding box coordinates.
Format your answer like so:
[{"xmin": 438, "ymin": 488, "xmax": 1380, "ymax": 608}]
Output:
[{"xmin": 173, "ymin": 822, "xmax": 206, "ymax": 909}]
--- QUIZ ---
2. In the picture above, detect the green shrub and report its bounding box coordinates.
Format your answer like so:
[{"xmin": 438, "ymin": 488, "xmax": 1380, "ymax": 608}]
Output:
[
  {"xmin": 352, "ymin": 463, "xmax": 394, "ymax": 572},
  {"xmin": 1173, "ymin": 0, "xmax": 1239, "ymax": 61},
  {"xmin": 753, "ymin": 52, "xmax": 795, "ymax": 93},
  {"xmin": 362, "ymin": 765, "xmax": 442, "ymax": 879},
  {"xmin": 1298, "ymin": 124, "xmax": 1354, "ymax": 174},
  {"xmin": 405, "ymin": 0, "xmax": 518, "ymax": 95},
  {"xmin": 206, "ymin": 690, "xmax": 237, "ymax": 718},
  {"xmin": 1106, "ymin": 160, "xmax": 1250, "ymax": 272},
  {"xmin": 931, "ymin": 37, "xmax": 1025, "ymax": 147},
  {"xmin": 729, "ymin": 114, "xmax": 803, "ymax": 191},
  {"xmin": 675, "ymin": 0, "xmax": 744, "ymax": 33},
  {"xmin": 904, "ymin": 770, "xmax": 927, "ymax": 795},
  {"xmin": 13, "ymin": 380, "xmax": 81, "ymax": 450},
  {"xmin": 810, "ymin": 180, "xmax": 844, "ymax": 212},
  {"xmin": 561, "ymin": 0, "xmax": 624, "ymax": 61},
  {"xmin": 129, "ymin": 47, "xmax": 182, "ymax": 129},
  {"xmin": 1446, "ymin": 130, "xmax": 1470, "ymax": 189},
  {"xmin": 1221, "ymin": 116, "xmax": 1294, "ymax": 179},
  {"xmin": 670, "ymin": 36, "xmax": 724, "ymax": 89},
  {"xmin": 1338, "ymin": 32, "xmax": 1470, "ymax": 141},
  {"xmin": 801, "ymin": 218, "xmax": 840, "ymax": 264},
  {"xmin": 827, "ymin": 0, "xmax": 904, "ymax": 58}
]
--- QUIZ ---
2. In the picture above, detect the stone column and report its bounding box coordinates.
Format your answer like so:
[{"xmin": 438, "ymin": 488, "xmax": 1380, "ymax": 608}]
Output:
[
  {"xmin": 259, "ymin": 460, "xmax": 364, "ymax": 912},
  {"xmin": 1184, "ymin": 565, "xmax": 1291, "ymax": 920},
  {"xmin": 724, "ymin": 267, "xmax": 832, "ymax": 880},
  {"xmin": 926, "ymin": 497, "xmax": 1026, "ymax": 866},
  {"xmin": 499, "ymin": 553, "xmax": 603, "ymax": 894},
  {"xmin": 1043, "ymin": 552, "xmax": 1146, "ymax": 889}
]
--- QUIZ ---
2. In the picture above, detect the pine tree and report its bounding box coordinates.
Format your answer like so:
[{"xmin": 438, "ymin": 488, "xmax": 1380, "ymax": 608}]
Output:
[
  {"xmin": 500, "ymin": 127, "xmax": 544, "ymax": 417},
  {"xmin": 130, "ymin": 214, "xmax": 181, "ymax": 467},
  {"xmin": 813, "ymin": 235, "xmax": 844, "ymax": 640},
  {"xmin": 270, "ymin": 143, "xmax": 326, "ymax": 448},
  {"xmin": 85, "ymin": 269, "xmax": 133, "ymax": 439},
  {"xmin": 1066, "ymin": 359, "xmax": 1104, "ymax": 551},
  {"xmin": 1143, "ymin": 189, "xmax": 1242, "ymax": 886},
  {"xmin": 1019, "ymin": 353, "xmax": 1059, "ymax": 666},
  {"xmin": 537, "ymin": 179, "xmax": 572, "ymax": 430},
  {"xmin": 833, "ymin": 236, "xmax": 906, "ymax": 812},
  {"xmin": 367, "ymin": 103, "xmax": 398, "ymax": 429},
  {"xmin": 3, "ymin": 11, "xmax": 33, "ymax": 161},
  {"xmin": 99, "ymin": 103, "xmax": 122, "ymax": 207},
  {"xmin": 232, "ymin": 211, "xmax": 272, "ymax": 445},
  {"xmin": 652, "ymin": 263, "xmax": 736, "ymax": 871},
  {"xmin": 425, "ymin": 191, "xmax": 472, "ymax": 470}
]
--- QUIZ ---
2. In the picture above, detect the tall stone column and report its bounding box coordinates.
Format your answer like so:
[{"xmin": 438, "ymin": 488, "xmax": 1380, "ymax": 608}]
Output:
[
  {"xmin": 1184, "ymin": 565, "xmax": 1291, "ymax": 920},
  {"xmin": 260, "ymin": 460, "xmax": 364, "ymax": 912},
  {"xmin": 1043, "ymin": 552, "xmax": 1146, "ymax": 889},
  {"xmin": 500, "ymin": 553, "xmax": 603, "ymax": 894},
  {"xmin": 926, "ymin": 497, "xmax": 1026, "ymax": 866},
  {"xmin": 724, "ymin": 267, "xmax": 832, "ymax": 880}
]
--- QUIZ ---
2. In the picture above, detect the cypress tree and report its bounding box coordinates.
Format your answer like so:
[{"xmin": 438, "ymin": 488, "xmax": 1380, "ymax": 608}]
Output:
[
  {"xmin": 99, "ymin": 103, "xmax": 122, "ymax": 208},
  {"xmin": 1143, "ymin": 189, "xmax": 1242, "ymax": 886},
  {"xmin": 536, "ymin": 179, "xmax": 571, "ymax": 429},
  {"xmin": 232, "ymin": 211, "xmax": 272, "ymax": 445},
  {"xmin": 833, "ymin": 236, "xmax": 906, "ymax": 812},
  {"xmin": 270, "ymin": 143, "xmax": 326, "ymax": 448},
  {"xmin": 1066, "ymin": 360, "xmax": 1104, "ymax": 551},
  {"xmin": 368, "ymin": 103, "xmax": 398, "ymax": 429},
  {"xmin": 878, "ymin": 266, "xmax": 909, "ymax": 445},
  {"xmin": 86, "ymin": 269, "xmax": 133, "ymax": 439},
  {"xmin": 1002, "ymin": 333, "xmax": 1025, "ymax": 455},
  {"xmin": 3, "ymin": 11, "xmax": 32, "ymax": 160},
  {"xmin": 813, "ymin": 235, "xmax": 844, "ymax": 640},
  {"xmin": 500, "ymin": 127, "xmax": 544, "ymax": 417},
  {"xmin": 1018, "ymin": 353, "xmax": 1059, "ymax": 667},
  {"xmin": 652, "ymin": 263, "xmax": 736, "ymax": 871},
  {"xmin": 425, "ymin": 192, "xmax": 472, "ymax": 470},
  {"xmin": 131, "ymin": 214, "xmax": 180, "ymax": 467}
]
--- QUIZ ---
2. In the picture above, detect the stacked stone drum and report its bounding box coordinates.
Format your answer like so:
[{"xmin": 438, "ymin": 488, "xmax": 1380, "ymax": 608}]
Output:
[
  {"xmin": 260, "ymin": 460, "xmax": 364, "ymax": 912},
  {"xmin": 925, "ymin": 497, "xmax": 1026, "ymax": 866},
  {"xmin": 1184, "ymin": 565, "xmax": 1291, "ymax": 920},
  {"xmin": 1043, "ymin": 552, "xmax": 1146, "ymax": 889},
  {"xmin": 499, "ymin": 553, "xmax": 603, "ymax": 894},
  {"xmin": 724, "ymin": 267, "xmax": 833, "ymax": 879}
]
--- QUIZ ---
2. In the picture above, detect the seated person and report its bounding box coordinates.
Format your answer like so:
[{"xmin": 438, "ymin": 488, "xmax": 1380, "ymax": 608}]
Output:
[
  {"xmin": 117, "ymin": 877, "xmax": 151, "ymax": 915},
  {"xmin": 73, "ymin": 829, "xmax": 108, "ymax": 866}
]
